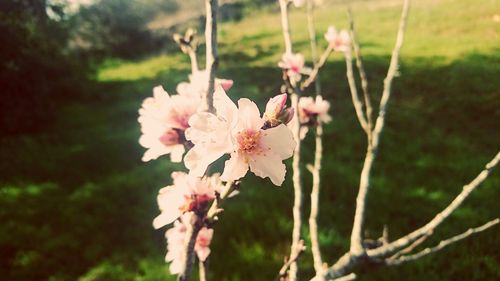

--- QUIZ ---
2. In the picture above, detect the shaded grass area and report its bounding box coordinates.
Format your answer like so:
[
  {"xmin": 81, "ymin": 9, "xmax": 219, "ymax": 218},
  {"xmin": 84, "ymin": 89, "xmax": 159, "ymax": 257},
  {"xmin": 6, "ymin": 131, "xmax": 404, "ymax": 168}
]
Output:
[{"xmin": 1, "ymin": 0, "xmax": 499, "ymax": 280}]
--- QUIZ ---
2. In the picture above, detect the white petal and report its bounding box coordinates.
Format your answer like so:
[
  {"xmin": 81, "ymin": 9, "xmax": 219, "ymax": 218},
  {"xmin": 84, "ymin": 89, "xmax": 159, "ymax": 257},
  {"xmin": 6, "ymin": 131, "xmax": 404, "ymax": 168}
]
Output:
[
  {"xmin": 153, "ymin": 210, "xmax": 182, "ymax": 229},
  {"xmin": 220, "ymin": 153, "xmax": 249, "ymax": 182},
  {"xmin": 237, "ymin": 98, "xmax": 264, "ymax": 131},
  {"xmin": 261, "ymin": 124, "xmax": 296, "ymax": 160},
  {"xmin": 170, "ymin": 145, "xmax": 185, "ymax": 163},
  {"xmin": 249, "ymin": 153, "xmax": 286, "ymax": 186},
  {"xmin": 213, "ymin": 87, "xmax": 238, "ymax": 125},
  {"xmin": 184, "ymin": 146, "xmax": 226, "ymax": 177}
]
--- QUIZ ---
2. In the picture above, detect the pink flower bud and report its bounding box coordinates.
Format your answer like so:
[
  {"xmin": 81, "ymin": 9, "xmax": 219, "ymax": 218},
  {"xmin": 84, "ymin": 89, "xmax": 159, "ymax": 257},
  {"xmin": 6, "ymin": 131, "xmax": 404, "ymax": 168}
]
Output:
[{"xmin": 265, "ymin": 93, "xmax": 288, "ymax": 119}]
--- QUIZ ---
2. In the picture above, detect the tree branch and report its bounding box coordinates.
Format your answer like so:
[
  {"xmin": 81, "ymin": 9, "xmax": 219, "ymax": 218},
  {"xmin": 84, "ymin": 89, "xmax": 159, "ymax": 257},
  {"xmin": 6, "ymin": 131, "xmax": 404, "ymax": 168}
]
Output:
[
  {"xmin": 386, "ymin": 218, "xmax": 499, "ymax": 266},
  {"xmin": 349, "ymin": 0, "xmax": 410, "ymax": 258},
  {"xmin": 202, "ymin": 0, "xmax": 218, "ymax": 113},
  {"xmin": 289, "ymin": 92, "xmax": 304, "ymax": 281},
  {"xmin": 305, "ymin": 0, "xmax": 325, "ymax": 275},
  {"xmin": 199, "ymin": 258, "xmax": 209, "ymax": 281},
  {"xmin": 344, "ymin": 50, "xmax": 369, "ymax": 134},
  {"xmin": 275, "ymin": 240, "xmax": 307, "ymax": 281},
  {"xmin": 301, "ymin": 45, "xmax": 333, "ymax": 91},
  {"xmin": 347, "ymin": 8, "xmax": 373, "ymax": 141},
  {"xmin": 367, "ymin": 150, "xmax": 500, "ymax": 259},
  {"xmin": 177, "ymin": 216, "xmax": 202, "ymax": 281},
  {"xmin": 279, "ymin": 0, "xmax": 293, "ymax": 54}
]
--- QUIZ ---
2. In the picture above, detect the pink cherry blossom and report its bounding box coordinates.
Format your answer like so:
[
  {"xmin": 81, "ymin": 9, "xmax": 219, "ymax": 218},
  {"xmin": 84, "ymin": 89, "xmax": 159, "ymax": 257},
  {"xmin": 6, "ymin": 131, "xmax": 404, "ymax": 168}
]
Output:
[
  {"xmin": 185, "ymin": 87, "xmax": 295, "ymax": 186},
  {"xmin": 153, "ymin": 172, "xmax": 224, "ymax": 229},
  {"xmin": 299, "ymin": 95, "xmax": 332, "ymax": 124},
  {"xmin": 138, "ymin": 86, "xmax": 199, "ymax": 162},
  {"xmin": 324, "ymin": 26, "xmax": 351, "ymax": 52},
  {"xmin": 278, "ymin": 53, "xmax": 312, "ymax": 85},
  {"xmin": 164, "ymin": 213, "xmax": 214, "ymax": 274}
]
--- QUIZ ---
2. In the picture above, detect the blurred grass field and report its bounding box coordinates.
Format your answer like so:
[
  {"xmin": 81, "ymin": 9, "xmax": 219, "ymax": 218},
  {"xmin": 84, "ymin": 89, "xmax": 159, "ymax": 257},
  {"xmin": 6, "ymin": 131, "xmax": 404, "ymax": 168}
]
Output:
[{"xmin": 1, "ymin": 0, "xmax": 499, "ymax": 280}]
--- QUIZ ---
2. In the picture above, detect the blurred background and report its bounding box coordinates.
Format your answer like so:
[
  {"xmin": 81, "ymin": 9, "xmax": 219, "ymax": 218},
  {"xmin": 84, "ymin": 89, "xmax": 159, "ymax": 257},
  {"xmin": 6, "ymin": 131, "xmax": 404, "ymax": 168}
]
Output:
[{"xmin": 0, "ymin": 0, "xmax": 499, "ymax": 280}]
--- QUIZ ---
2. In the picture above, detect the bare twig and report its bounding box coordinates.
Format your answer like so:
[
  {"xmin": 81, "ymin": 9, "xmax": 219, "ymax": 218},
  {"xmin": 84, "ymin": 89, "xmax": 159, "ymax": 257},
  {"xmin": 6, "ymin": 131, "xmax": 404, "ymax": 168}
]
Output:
[
  {"xmin": 344, "ymin": 50, "xmax": 369, "ymax": 134},
  {"xmin": 347, "ymin": 8, "xmax": 373, "ymax": 142},
  {"xmin": 199, "ymin": 259, "xmax": 209, "ymax": 281},
  {"xmin": 309, "ymin": 123, "xmax": 324, "ymax": 274},
  {"xmin": 279, "ymin": 0, "xmax": 293, "ymax": 54},
  {"xmin": 301, "ymin": 45, "xmax": 333, "ymax": 91},
  {"xmin": 349, "ymin": 0, "xmax": 410, "ymax": 258},
  {"xmin": 388, "ymin": 230, "xmax": 431, "ymax": 260},
  {"xmin": 332, "ymin": 273, "xmax": 357, "ymax": 281},
  {"xmin": 202, "ymin": 0, "xmax": 218, "ymax": 113},
  {"xmin": 177, "ymin": 217, "xmax": 202, "ymax": 281},
  {"xmin": 277, "ymin": 1, "xmax": 303, "ymax": 280},
  {"xmin": 386, "ymin": 218, "xmax": 500, "ymax": 266},
  {"xmin": 305, "ymin": 0, "xmax": 325, "ymax": 275},
  {"xmin": 289, "ymin": 93, "xmax": 304, "ymax": 281},
  {"xmin": 206, "ymin": 181, "xmax": 238, "ymax": 223},
  {"xmin": 320, "ymin": 150, "xmax": 500, "ymax": 279},
  {"xmin": 276, "ymin": 240, "xmax": 307, "ymax": 281},
  {"xmin": 307, "ymin": 0, "xmax": 321, "ymax": 95},
  {"xmin": 368, "ymin": 151, "xmax": 500, "ymax": 259}
]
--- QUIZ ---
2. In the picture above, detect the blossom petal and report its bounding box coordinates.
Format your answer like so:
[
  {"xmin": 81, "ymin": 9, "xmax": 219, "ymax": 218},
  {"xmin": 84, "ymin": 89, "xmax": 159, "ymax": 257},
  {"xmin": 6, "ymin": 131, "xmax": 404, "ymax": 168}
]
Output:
[
  {"xmin": 237, "ymin": 98, "xmax": 264, "ymax": 131},
  {"xmin": 184, "ymin": 145, "xmax": 226, "ymax": 177},
  {"xmin": 213, "ymin": 87, "xmax": 238, "ymax": 125},
  {"xmin": 249, "ymin": 153, "xmax": 286, "ymax": 186},
  {"xmin": 221, "ymin": 153, "xmax": 249, "ymax": 182},
  {"xmin": 261, "ymin": 124, "xmax": 296, "ymax": 160}
]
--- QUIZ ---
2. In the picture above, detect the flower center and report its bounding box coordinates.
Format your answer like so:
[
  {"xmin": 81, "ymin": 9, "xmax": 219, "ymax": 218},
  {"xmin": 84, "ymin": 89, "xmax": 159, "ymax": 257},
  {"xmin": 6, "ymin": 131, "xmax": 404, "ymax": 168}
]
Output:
[
  {"xmin": 159, "ymin": 129, "xmax": 180, "ymax": 146},
  {"xmin": 236, "ymin": 129, "xmax": 261, "ymax": 155}
]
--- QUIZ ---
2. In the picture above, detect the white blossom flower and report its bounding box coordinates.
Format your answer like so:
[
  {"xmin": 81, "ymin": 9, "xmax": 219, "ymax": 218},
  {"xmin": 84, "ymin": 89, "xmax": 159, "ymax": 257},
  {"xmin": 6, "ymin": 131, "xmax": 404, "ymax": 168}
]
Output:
[
  {"xmin": 299, "ymin": 95, "xmax": 332, "ymax": 124},
  {"xmin": 138, "ymin": 86, "xmax": 198, "ymax": 162},
  {"xmin": 153, "ymin": 172, "xmax": 224, "ymax": 229},
  {"xmin": 185, "ymin": 87, "xmax": 296, "ymax": 186},
  {"xmin": 278, "ymin": 53, "xmax": 312, "ymax": 85},
  {"xmin": 324, "ymin": 26, "xmax": 351, "ymax": 53},
  {"xmin": 165, "ymin": 213, "xmax": 214, "ymax": 274}
]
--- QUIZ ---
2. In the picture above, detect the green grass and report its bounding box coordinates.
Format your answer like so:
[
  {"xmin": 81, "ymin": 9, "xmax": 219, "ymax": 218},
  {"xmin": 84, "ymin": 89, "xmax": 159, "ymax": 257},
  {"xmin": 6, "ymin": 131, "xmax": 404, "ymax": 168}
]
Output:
[{"xmin": 1, "ymin": 0, "xmax": 499, "ymax": 280}]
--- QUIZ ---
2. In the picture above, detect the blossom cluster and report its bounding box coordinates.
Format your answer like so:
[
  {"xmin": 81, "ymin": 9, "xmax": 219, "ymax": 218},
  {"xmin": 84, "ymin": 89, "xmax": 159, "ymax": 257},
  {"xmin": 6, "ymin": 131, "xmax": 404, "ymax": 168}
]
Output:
[{"xmin": 139, "ymin": 74, "xmax": 301, "ymax": 274}]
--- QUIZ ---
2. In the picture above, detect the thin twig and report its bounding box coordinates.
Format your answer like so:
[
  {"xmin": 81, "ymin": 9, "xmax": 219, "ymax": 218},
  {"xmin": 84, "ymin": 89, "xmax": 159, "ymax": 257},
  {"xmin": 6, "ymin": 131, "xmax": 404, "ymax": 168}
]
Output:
[
  {"xmin": 199, "ymin": 259, "xmax": 209, "ymax": 281},
  {"xmin": 332, "ymin": 273, "xmax": 357, "ymax": 281},
  {"xmin": 275, "ymin": 240, "xmax": 307, "ymax": 281},
  {"xmin": 301, "ymin": 45, "xmax": 333, "ymax": 91},
  {"xmin": 202, "ymin": 0, "xmax": 218, "ymax": 114},
  {"xmin": 177, "ymin": 217, "xmax": 202, "ymax": 281},
  {"xmin": 344, "ymin": 50, "xmax": 369, "ymax": 134},
  {"xmin": 306, "ymin": 0, "xmax": 324, "ymax": 275},
  {"xmin": 367, "ymin": 151, "xmax": 500, "ymax": 259},
  {"xmin": 321, "ymin": 150, "xmax": 500, "ymax": 279},
  {"xmin": 307, "ymin": 0, "xmax": 321, "ymax": 95},
  {"xmin": 386, "ymin": 218, "xmax": 500, "ymax": 266},
  {"xmin": 206, "ymin": 181, "xmax": 238, "ymax": 223},
  {"xmin": 289, "ymin": 93, "xmax": 304, "ymax": 281},
  {"xmin": 189, "ymin": 51, "xmax": 199, "ymax": 74},
  {"xmin": 309, "ymin": 123, "xmax": 324, "ymax": 274},
  {"xmin": 347, "ymin": 7, "xmax": 373, "ymax": 142},
  {"xmin": 349, "ymin": 0, "xmax": 410, "ymax": 258},
  {"xmin": 279, "ymin": 0, "xmax": 293, "ymax": 54},
  {"xmin": 388, "ymin": 230, "xmax": 432, "ymax": 260}
]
